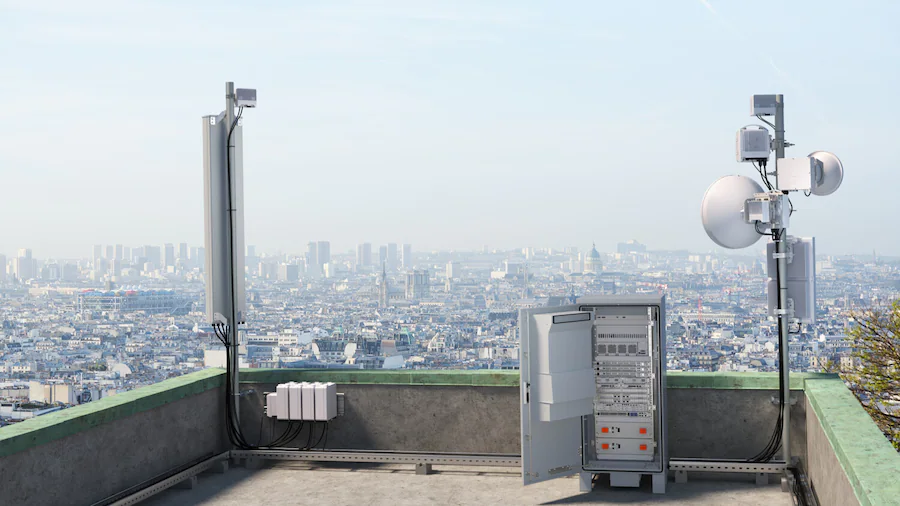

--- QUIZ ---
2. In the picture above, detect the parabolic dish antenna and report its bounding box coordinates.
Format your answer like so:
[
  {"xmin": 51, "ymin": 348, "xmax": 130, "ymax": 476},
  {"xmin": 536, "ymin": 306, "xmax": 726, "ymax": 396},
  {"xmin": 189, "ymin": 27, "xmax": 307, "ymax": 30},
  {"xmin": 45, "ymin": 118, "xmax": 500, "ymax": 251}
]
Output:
[
  {"xmin": 701, "ymin": 175, "xmax": 765, "ymax": 249},
  {"xmin": 808, "ymin": 151, "xmax": 843, "ymax": 196}
]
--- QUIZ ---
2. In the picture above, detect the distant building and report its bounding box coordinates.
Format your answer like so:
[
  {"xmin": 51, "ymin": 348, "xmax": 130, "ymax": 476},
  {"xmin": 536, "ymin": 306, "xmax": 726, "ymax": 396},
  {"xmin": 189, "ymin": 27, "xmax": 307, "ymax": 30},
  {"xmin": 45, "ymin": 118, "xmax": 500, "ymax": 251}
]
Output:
[
  {"xmin": 14, "ymin": 248, "xmax": 34, "ymax": 281},
  {"xmin": 379, "ymin": 245, "xmax": 388, "ymax": 267},
  {"xmin": 62, "ymin": 263, "xmax": 78, "ymax": 281},
  {"xmin": 258, "ymin": 262, "xmax": 278, "ymax": 280},
  {"xmin": 76, "ymin": 288, "xmax": 193, "ymax": 315},
  {"xmin": 29, "ymin": 382, "xmax": 76, "ymax": 405},
  {"xmin": 164, "ymin": 243, "xmax": 175, "ymax": 268},
  {"xmin": 144, "ymin": 245, "xmax": 161, "ymax": 269},
  {"xmin": 379, "ymin": 263, "xmax": 389, "ymax": 308},
  {"xmin": 446, "ymin": 261, "xmax": 460, "ymax": 280},
  {"xmin": 402, "ymin": 244, "xmax": 412, "ymax": 269},
  {"xmin": 617, "ymin": 240, "xmax": 647, "ymax": 255},
  {"xmin": 584, "ymin": 242, "xmax": 602, "ymax": 274},
  {"xmin": 406, "ymin": 270, "xmax": 430, "ymax": 300},
  {"xmin": 387, "ymin": 243, "xmax": 399, "ymax": 270},
  {"xmin": 357, "ymin": 243, "xmax": 372, "ymax": 267},
  {"xmin": 278, "ymin": 264, "xmax": 299, "ymax": 282},
  {"xmin": 317, "ymin": 241, "xmax": 331, "ymax": 269},
  {"xmin": 306, "ymin": 242, "xmax": 318, "ymax": 276}
]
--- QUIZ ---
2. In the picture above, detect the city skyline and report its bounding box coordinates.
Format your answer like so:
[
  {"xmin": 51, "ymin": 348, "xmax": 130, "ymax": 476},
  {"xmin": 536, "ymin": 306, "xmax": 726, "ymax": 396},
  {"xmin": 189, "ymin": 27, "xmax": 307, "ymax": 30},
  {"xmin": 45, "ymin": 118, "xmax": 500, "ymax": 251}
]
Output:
[
  {"xmin": 1, "ymin": 239, "xmax": 895, "ymax": 263},
  {"xmin": 3, "ymin": 1, "xmax": 900, "ymax": 257}
]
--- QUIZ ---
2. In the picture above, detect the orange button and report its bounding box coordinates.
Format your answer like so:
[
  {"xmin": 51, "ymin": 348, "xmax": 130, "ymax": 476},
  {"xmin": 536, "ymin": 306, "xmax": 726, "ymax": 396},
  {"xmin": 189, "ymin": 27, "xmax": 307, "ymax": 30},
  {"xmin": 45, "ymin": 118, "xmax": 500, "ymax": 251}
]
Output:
[
  {"xmin": 602, "ymin": 444, "xmax": 609, "ymax": 450},
  {"xmin": 639, "ymin": 428, "xmax": 647, "ymax": 434},
  {"xmin": 601, "ymin": 427, "xmax": 609, "ymax": 433},
  {"xmin": 640, "ymin": 444, "xmax": 647, "ymax": 451}
]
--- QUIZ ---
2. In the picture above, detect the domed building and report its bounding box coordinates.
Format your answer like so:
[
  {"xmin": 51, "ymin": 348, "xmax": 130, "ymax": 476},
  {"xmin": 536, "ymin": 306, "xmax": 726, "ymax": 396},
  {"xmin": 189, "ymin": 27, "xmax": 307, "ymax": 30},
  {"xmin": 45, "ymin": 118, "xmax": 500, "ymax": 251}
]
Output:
[{"xmin": 584, "ymin": 242, "xmax": 602, "ymax": 274}]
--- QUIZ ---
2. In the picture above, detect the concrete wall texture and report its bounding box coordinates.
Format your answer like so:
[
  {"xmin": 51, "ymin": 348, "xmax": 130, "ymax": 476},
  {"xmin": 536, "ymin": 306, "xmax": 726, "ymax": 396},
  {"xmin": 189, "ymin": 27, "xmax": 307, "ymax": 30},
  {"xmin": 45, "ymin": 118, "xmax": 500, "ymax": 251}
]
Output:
[
  {"xmin": 667, "ymin": 389, "xmax": 807, "ymax": 463},
  {"xmin": 7, "ymin": 375, "xmax": 871, "ymax": 506},
  {"xmin": 0, "ymin": 387, "xmax": 228, "ymax": 506},
  {"xmin": 240, "ymin": 383, "xmax": 808, "ymax": 462},
  {"xmin": 806, "ymin": 395, "xmax": 859, "ymax": 506},
  {"xmin": 241, "ymin": 384, "xmax": 520, "ymax": 454}
]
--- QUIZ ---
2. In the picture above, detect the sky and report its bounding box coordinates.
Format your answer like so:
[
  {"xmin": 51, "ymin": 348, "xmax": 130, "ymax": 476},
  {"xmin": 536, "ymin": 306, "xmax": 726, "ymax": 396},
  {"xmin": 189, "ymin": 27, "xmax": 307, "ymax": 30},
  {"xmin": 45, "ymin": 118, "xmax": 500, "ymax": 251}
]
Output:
[{"xmin": 1, "ymin": 0, "xmax": 899, "ymax": 259}]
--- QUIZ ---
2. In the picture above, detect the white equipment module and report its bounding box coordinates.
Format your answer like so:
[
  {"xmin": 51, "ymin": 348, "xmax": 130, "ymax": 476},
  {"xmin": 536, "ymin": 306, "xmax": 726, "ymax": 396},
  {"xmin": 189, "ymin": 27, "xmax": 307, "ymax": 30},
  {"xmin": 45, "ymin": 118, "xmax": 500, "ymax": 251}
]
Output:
[
  {"xmin": 265, "ymin": 382, "xmax": 338, "ymax": 422},
  {"xmin": 520, "ymin": 295, "xmax": 667, "ymax": 494}
]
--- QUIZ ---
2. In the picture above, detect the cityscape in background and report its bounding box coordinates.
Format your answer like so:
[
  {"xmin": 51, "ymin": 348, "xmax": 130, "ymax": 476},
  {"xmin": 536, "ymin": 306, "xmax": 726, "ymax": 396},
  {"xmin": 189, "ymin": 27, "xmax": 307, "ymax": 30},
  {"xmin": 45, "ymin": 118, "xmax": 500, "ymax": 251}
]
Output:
[{"xmin": 1, "ymin": 240, "xmax": 898, "ymax": 424}]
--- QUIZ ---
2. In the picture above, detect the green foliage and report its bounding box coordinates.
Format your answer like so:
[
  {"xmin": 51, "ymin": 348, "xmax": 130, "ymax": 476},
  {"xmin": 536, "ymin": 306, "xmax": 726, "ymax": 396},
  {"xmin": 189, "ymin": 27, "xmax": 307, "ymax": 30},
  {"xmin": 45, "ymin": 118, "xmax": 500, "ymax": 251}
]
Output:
[{"xmin": 842, "ymin": 301, "xmax": 900, "ymax": 450}]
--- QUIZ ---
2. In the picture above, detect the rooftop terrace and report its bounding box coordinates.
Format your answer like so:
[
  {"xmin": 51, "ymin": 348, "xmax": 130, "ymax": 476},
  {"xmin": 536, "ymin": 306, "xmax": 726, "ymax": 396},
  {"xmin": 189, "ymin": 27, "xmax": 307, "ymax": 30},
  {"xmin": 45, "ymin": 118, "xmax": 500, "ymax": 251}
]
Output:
[{"xmin": 1, "ymin": 369, "xmax": 898, "ymax": 506}]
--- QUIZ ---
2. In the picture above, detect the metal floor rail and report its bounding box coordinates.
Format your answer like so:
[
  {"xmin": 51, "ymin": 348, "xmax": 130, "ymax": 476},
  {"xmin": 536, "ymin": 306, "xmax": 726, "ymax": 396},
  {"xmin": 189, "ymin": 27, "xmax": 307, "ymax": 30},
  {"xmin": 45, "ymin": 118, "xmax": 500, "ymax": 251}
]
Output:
[
  {"xmin": 104, "ymin": 451, "xmax": 799, "ymax": 505},
  {"xmin": 668, "ymin": 459, "xmax": 787, "ymax": 473},
  {"xmin": 104, "ymin": 450, "xmax": 520, "ymax": 505},
  {"xmin": 104, "ymin": 452, "xmax": 231, "ymax": 506},
  {"xmin": 231, "ymin": 449, "xmax": 521, "ymax": 467}
]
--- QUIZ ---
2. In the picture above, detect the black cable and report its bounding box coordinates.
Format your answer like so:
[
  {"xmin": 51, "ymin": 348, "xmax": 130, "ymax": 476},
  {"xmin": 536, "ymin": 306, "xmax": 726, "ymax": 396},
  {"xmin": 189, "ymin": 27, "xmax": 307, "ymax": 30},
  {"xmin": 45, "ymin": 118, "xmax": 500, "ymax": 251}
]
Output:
[
  {"xmin": 310, "ymin": 422, "xmax": 328, "ymax": 449},
  {"xmin": 213, "ymin": 323, "xmax": 228, "ymax": 346},
  {"xmin": 304, "ymin": 421, "xmax": 316, "ymax": 450},
  {"xmin": 744, "ymin": 225, "xmax": 786, "ymax": 464},
  {"xmin": 222, "ymin": 106, "xmax": 253, "ymax": 450},
  {"xmin": 756, "ymin": 114, "xmax": 775, "ymax": 129},
  {"xmin": 752, "ymin": 160, "xmax": 773, "ymax": 191},
  {"xmin": 256, "ymin": 408, "xmax": 266, "ymax": 447}
]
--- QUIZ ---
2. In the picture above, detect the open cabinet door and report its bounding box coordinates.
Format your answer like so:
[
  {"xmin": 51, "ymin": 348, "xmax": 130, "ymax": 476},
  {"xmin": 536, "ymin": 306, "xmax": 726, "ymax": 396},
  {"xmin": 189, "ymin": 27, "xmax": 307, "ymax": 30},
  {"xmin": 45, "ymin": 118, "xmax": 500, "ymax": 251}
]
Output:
[{"xmin": 520, "ymin": 306, "xmax": 595, "ymax": 485}]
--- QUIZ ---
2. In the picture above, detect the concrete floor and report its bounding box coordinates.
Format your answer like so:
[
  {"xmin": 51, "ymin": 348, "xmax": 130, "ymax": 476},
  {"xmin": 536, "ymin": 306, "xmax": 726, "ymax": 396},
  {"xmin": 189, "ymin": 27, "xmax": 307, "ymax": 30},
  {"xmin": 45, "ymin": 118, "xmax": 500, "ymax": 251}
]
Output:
[{"xmin": 142, "ymin": 463, "xmax": 791, "ymax": 506}]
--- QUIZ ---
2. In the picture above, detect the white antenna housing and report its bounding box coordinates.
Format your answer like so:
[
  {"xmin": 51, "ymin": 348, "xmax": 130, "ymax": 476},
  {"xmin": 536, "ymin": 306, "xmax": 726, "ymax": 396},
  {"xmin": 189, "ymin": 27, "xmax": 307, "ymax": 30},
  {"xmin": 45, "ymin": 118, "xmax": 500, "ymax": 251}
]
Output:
[
  {"xmin": 701, "ymin": 175, "xmax": 765, "ymax": 249},
  {"xmin": 808, "ymin": 151, "xmax": 844, "ymax": 196}
]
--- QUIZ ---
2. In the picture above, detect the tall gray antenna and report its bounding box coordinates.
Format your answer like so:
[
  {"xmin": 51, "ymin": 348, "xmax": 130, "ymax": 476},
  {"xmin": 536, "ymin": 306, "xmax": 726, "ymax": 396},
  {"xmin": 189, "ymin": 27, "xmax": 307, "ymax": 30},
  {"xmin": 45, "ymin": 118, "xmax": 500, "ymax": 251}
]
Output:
[{"xmin": 203, "ymin": 81, "xmax": 257, "ymax": 424}]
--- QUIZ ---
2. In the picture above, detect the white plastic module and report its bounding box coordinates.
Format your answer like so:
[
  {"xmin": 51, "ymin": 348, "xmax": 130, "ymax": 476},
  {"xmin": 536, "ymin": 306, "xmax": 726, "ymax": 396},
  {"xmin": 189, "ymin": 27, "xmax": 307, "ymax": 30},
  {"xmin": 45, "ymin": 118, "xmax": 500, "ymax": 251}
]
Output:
[
  {"xmin": 778, "ymin": 157, "xmax": 816, "ymax": 192},
  {"xmin": 736, "ymin": 126, "xmax": 771, "ymax": 162},
  {"xmin": 266, "ymin": 392, "xmax": 278, "ymax": 418},
  {"xmin": 520, "ymin": 295, "xmax": 667, "ymax": 495},
  {"xmin": 275, "ymin": 383, "xmax": 290, "ymax": 420},
  {"xmin": 315, "ymin": 382, "xmax": 338, "ymax": 421},
  {"xmin": 301, "ymin": 382, "xmax": 317, "ymax": 421},
  {"xmin": 288, "ymin": 382, "xmax": 303, "ymax": 420},
  {"xmin": 751, "ymin": 94, "xmax": 778, "ymax": 116}
]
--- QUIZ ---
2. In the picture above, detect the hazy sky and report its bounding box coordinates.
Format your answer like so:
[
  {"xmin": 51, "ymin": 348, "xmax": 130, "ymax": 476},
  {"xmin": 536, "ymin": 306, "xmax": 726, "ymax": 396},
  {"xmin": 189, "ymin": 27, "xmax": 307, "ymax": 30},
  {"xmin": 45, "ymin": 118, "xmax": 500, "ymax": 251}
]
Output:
[{"xmin": 2, "ymin": 0, "xmax": 898, "ymax": 259}]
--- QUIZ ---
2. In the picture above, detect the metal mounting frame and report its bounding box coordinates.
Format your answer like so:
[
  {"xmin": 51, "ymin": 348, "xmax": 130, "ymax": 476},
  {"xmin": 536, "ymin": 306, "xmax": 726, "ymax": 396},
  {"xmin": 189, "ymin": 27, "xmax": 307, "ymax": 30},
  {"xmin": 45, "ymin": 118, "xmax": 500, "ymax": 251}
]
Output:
[
  {"xmin": 668, "ymin": 459, "xmax": 787, "ymax": 473},
  {"xmin": 230, "ymin": 449, "xmax": 521, "ymax": 468},
  {"xmin": 102, "ymin": 452, "xmax": 230, "ymax": 506}
]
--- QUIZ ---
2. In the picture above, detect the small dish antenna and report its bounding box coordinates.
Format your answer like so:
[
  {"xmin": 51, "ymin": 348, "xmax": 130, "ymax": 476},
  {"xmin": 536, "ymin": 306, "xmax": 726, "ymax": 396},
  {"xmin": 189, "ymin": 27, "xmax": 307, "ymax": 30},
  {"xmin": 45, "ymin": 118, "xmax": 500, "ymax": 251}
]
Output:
[
  {"xmin": 701, "ymin": 175, "xmax": 765, "ymax": 249},
  {"xmin": 808, "ymin": 151, "xmax": 843, "ymax": 196}
]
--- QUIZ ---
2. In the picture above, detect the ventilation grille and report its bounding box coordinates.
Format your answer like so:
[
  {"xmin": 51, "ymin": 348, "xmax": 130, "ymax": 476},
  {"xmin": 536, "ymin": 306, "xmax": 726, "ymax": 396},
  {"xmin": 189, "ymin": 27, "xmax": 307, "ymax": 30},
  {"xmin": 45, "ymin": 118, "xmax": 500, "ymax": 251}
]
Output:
[{"xmin": 595, "ymin": 332, "xmax": 645, "ymax": 339}]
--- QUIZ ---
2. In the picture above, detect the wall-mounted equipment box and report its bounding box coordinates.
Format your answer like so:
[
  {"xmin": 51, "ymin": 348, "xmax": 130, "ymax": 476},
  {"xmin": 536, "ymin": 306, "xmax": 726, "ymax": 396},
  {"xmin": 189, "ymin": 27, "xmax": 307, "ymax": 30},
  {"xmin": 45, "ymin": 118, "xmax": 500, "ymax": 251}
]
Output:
[
  {"xmin": 520, "ymin": 295, "xmax": 667, "ymax": 494},
  {"xmin": 265, "ymin": 381, "xmax": 339, "ymax": 422},
  {"xmin": 315, "ymin": 382, "xmax": 338, "ymax": 421}
]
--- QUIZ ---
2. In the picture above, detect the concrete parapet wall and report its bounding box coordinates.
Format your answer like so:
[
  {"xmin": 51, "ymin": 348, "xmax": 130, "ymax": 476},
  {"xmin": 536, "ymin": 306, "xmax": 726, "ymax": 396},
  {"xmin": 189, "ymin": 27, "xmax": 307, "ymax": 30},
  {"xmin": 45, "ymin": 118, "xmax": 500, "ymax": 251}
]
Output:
[
  {"xmin": 805, "ymin": 378, "xmax": 900, "ymax": 506},
  {"xmin": 240, "ymin": 383, "xmax": 520, "ymax": 453},
  {"xmin": 5, "ymin": 370, "xmax": 897, "ymax": 506},
  {"xmin": 239, "ymin": 373, "xmax": 808, "ymax": 462},
  {"xmin": 0, "ymin": 370, "xmax": 228, "ymax": 506}
]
